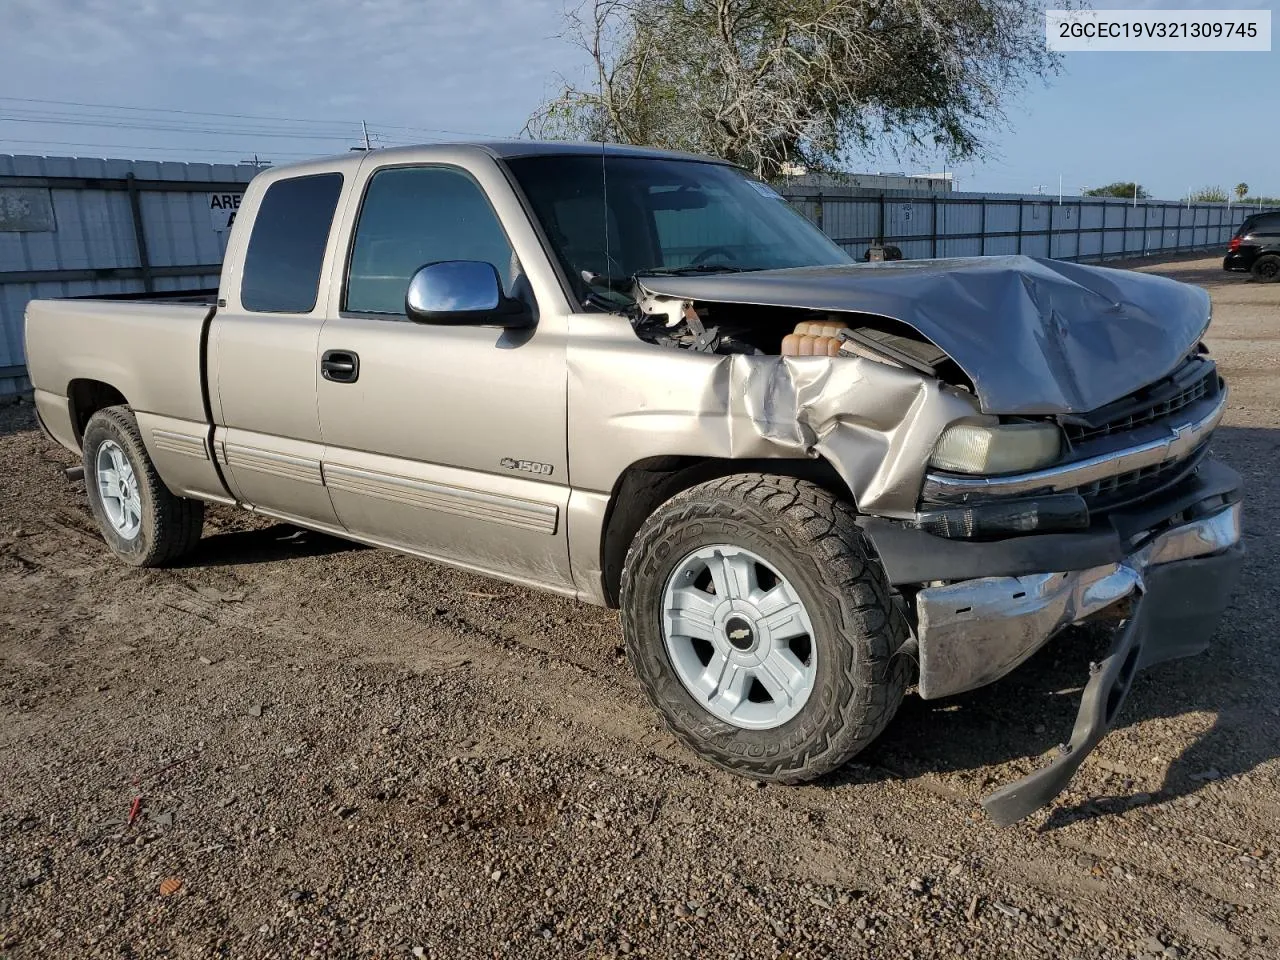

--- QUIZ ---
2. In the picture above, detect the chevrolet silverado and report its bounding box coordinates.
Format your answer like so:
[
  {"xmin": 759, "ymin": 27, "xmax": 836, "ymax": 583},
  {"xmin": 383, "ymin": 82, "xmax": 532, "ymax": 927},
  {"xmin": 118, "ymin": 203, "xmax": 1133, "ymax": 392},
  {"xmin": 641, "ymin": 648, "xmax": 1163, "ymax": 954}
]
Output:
[{"xmin": 24, "ymin": 143, "xmax": 1243, "ymax": 824}]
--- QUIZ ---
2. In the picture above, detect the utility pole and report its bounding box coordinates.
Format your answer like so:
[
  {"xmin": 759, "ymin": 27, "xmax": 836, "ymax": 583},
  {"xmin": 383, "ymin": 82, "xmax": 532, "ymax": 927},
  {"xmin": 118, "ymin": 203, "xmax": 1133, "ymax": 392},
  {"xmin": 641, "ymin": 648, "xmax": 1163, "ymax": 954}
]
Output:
[
  {"xmin": 362, "ymin": 120, "xmax": 372, "ymax": 151},
  {"xmin": 1058, "ymin": 173, "xmax": 1063, "ymax": 205},
  {"xmin": 240, "ymin": 154, "xmax": 270, "ymax": 168},
  {"xmin": 1133, "ymin": 182, "xmax": 1138, "ymax": 208}
]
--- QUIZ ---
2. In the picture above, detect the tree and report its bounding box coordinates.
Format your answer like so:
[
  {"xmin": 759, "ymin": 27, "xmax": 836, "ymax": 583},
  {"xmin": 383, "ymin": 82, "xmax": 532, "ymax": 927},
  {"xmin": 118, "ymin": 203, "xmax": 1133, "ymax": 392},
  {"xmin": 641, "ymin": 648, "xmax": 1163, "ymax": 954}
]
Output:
[
  {"xmin": 528, "ymin": 0, "xmax": 1064, "ymax": 179},
  {"xmin": 1084, "ymin": 182, "xmax": 1149, "ymax": 199},
  {"xmin": 1190, "ymin": 185, "xmax": 1228, "ymax": 203},
  {"xmin": 1235, "ymin": 182, "xmax": 1249, "ymax": 201}
]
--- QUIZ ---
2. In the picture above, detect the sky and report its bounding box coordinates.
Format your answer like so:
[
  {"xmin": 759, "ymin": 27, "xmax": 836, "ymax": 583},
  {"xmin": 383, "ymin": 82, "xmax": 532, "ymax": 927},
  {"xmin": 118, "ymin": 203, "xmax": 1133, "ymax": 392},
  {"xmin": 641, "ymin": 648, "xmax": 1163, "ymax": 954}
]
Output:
[{"xmin": 1, "ymin": 0, "xmax": 1276, "ymax": 201}]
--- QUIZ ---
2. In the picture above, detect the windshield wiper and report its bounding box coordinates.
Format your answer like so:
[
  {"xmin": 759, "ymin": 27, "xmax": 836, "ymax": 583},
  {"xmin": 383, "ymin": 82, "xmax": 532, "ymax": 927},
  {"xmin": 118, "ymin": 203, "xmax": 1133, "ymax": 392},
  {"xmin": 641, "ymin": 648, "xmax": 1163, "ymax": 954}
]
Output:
[
  {"xmin": 638, "ymin": 264, "xmax": 748, "ymax": 276},
  {"xmin": 579, "ymin": 264, "xmax": 751, "ymax": 311}
]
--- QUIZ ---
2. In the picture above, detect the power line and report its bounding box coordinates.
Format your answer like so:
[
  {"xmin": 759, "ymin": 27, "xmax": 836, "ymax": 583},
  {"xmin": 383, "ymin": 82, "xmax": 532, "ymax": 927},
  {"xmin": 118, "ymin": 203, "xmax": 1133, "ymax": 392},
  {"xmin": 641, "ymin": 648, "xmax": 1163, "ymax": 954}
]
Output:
[
  {"xmin": 0, "ymin": 138, "xmax": 319, "ymax": 160},
  {"xmin": 0, "ymin": 96, "xmax": 505, "ymax": 140},
  {"xmin": 0, "ymin": 114, "xmax": 370, "ymax": 142},
  {"xmin": 0, "ymin": 106, "xmax": 361, "ymax": 139}
]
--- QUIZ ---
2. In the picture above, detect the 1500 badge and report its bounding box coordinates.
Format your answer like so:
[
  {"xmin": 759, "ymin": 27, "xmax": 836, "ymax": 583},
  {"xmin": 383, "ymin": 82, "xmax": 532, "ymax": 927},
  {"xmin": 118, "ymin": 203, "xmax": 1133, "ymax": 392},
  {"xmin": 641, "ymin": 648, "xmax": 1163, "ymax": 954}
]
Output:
[{"xmin": 500, "ymin": 457, "xmax": 554, "ymax": 476}]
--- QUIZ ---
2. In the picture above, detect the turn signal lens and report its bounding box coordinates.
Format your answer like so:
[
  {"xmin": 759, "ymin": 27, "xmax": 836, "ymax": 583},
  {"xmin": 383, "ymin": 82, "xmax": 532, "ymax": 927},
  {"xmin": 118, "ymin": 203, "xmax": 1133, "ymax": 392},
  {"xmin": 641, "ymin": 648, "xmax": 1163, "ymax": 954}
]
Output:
[{"xmin": 930, "ymin": 422, "xmax": 1063, "ymax": 475}]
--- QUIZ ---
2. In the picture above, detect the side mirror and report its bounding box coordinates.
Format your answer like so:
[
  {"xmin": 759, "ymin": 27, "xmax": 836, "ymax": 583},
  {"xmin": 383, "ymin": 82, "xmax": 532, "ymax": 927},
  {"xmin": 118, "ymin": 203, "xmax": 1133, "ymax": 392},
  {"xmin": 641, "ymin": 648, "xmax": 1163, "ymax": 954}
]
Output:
[{"xmin": 404, "ymin": 260, "xmax": 533, "ymax": 328}]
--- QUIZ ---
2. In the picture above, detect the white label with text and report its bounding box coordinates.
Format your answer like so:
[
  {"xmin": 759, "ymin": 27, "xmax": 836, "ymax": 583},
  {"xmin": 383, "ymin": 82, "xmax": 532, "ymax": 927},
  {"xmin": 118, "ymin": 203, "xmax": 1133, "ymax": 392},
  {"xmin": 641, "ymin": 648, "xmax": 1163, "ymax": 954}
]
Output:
[{"xmin": 1047, "ymin": 10, "xmax": 1270, "ymax": 51}]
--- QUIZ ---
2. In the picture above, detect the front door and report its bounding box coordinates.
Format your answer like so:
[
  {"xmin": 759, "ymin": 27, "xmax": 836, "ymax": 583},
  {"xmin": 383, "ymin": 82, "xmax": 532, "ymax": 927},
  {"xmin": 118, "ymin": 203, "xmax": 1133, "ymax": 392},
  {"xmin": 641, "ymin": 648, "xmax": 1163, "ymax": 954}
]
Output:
[{"xmin": 315, "ymin": 162, "xmax": 573, "ymax": 592}]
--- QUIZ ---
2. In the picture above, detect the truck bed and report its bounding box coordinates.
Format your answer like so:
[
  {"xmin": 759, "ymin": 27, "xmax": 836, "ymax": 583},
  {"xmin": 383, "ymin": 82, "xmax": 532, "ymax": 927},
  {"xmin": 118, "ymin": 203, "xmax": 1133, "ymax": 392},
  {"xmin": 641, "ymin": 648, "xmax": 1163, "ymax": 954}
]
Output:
[{"xmin": 25, "ymin": 297, "xmax": 215, "ymax": 443}]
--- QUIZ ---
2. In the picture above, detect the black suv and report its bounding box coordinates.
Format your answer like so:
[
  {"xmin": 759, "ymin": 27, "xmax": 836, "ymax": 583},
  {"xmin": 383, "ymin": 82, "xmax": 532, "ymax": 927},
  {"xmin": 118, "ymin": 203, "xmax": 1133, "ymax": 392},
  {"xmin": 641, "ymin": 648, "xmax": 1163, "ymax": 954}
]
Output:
[{"xmin": 1224, "ymin": 211, "xmax": 1280, "ymax": 281}]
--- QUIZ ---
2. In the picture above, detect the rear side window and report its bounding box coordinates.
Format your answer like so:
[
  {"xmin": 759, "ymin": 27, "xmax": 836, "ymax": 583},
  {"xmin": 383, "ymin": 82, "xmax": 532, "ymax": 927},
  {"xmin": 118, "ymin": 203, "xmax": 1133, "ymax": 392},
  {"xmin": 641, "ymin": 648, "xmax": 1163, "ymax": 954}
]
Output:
[
  {"xmin": 345, "ymin": 166, "xmax": 515, "ymax": 315},
  {"xmin": 1240, "ymin": 213, "xmax": 1280, "ymax": 237},
  {"xmin": 1255, "ymin": 213, "xmax": 1280, "ymax": 234},
  {"xmin": 241, "ymin": 173, "xmax": 344, "ymax": 313}
]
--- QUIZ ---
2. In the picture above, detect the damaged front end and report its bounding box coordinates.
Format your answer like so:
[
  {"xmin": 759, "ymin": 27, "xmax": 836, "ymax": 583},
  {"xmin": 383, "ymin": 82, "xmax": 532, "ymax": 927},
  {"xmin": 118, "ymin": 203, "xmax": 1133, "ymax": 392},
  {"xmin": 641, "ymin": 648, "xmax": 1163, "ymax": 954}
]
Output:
[
  {"xmin": 933, "ymin": 496, "xmax": 1243, "ymax": 826},
  {"xmin": 614, "ymin": 255, "xmax": 1242, "ymax": 825}
]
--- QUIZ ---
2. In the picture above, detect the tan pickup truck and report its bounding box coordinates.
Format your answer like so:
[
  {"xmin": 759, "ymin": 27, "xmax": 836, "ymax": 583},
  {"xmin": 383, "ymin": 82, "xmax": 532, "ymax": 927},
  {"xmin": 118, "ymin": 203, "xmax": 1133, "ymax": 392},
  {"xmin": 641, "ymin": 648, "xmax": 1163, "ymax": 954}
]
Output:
[{"xmin": 24, "ymin": 142, "xmax": 1243, "ymax": 823}]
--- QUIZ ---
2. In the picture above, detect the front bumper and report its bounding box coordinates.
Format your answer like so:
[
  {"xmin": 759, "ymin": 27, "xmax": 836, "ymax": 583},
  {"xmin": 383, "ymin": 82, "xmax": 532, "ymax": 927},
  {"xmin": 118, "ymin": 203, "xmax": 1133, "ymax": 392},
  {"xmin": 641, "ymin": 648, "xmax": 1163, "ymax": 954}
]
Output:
[
  {"xmin": 911, "ymin": 489, "xmax": 1243, "ymax": 825},
  {"xmin": 914, "ymin": 503, "xmax": 1242, "ymax": 701}
]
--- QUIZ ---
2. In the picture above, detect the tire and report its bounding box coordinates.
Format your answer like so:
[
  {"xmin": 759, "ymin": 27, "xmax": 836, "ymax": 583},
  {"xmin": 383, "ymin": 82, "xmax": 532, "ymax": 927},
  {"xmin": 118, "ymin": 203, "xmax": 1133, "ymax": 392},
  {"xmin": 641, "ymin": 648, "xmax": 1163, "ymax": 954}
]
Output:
[
  {"xmin": 82, "ymin": 405, "xmax": 204, "ymax": 567},
  {"xmin": 1251, "ymin": 254, "xmax": 1280, "ymax": 282},
  {"xmin": 620, "ymin": 474, "xmax": 909, "ymax": 783}
]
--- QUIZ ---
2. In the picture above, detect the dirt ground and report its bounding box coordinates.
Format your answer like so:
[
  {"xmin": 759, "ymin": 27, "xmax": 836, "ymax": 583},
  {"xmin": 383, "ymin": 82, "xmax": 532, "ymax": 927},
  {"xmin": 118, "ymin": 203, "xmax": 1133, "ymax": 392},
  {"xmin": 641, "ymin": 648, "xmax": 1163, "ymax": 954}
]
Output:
[{"xmin": 2, "ymin": 255, "xmax": 1278, "ymax": 960}]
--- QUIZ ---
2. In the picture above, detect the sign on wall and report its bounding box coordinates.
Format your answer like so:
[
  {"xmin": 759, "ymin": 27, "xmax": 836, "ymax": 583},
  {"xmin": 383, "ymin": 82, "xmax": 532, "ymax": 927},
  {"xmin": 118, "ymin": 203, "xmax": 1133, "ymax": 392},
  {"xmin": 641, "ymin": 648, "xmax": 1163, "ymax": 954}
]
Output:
[
  {"xmin": 0, "ymin": 187, "xmax": 56, "ymax": 232},
  {"xmin": 208, "ymin": 192, "xmax": 243, "ymax": 232}
]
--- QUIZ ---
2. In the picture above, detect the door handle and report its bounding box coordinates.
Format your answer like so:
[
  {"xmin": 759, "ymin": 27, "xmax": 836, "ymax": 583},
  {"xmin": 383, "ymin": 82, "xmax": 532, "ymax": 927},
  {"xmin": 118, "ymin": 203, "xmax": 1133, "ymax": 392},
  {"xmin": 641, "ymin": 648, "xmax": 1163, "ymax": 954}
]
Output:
[{"xmin": 321, "ymin": 350, "xmax": 360, "ymax": 384}]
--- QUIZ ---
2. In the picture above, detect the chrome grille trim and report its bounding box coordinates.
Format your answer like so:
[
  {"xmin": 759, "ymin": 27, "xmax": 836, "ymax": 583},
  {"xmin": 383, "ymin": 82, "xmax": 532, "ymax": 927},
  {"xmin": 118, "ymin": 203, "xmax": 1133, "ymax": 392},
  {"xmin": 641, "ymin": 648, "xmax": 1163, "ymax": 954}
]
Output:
[
  {"xmin": 1062, "ymin": 357, "xmax": 1218, "ymax": 445},
  {"xmin": 922, "ymin": 388, "xmax": 1226, "ymax": 502}
]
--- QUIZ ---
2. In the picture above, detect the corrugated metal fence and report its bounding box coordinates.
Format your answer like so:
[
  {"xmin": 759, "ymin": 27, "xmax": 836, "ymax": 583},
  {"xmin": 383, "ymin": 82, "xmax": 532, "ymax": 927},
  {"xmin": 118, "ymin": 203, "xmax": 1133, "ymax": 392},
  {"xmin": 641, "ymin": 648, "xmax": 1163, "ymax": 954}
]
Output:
[
  {"xmin": 2, "ymin": 155, "xmax": 1277, "ymax": 398},
  {"xmin": 782, "ymin": 186, "xmax": 1278, "ymax": 263},
  {"xmin": 0, "ymin": 154, "xmax": 257, "ymax": 397}
]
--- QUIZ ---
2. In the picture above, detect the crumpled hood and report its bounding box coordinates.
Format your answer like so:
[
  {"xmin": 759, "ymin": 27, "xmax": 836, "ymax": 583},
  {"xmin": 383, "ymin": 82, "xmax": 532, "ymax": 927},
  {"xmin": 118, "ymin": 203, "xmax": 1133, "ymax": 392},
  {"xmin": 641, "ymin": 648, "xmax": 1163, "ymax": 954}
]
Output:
[{"xmin": 637, "ymin": 255, "xmax": 1212, "ymax": 415}]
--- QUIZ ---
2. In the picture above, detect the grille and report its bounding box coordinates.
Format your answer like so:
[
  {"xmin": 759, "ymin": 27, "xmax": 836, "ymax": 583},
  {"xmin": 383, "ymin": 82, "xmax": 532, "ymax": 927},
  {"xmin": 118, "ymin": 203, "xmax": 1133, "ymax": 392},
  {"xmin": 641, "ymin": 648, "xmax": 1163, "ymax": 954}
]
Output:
[
  {"xmin": 1063, "ymin": 358, "xmax": 1219, "ymax": 445},
  {"xmin": 1075, "ymin": 442, "xmax": 1209, "ymax": 511}
]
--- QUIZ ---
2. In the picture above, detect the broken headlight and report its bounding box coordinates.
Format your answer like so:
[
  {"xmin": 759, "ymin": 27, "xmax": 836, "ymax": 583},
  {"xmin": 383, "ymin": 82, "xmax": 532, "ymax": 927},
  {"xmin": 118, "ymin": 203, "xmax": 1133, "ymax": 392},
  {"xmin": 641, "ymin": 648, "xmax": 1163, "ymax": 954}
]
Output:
[{"xmin": 929, "ymin": 421, "xmax": 1063, "ymax": 475}]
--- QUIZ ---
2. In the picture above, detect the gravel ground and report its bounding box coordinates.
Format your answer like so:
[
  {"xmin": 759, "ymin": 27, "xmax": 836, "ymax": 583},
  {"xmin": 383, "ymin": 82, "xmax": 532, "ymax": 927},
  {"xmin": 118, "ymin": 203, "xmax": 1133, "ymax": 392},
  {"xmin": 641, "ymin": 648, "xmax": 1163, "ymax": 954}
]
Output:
[{"xmin": 2, "ymin": 255, "xmax": 1278, "ymax": 959}]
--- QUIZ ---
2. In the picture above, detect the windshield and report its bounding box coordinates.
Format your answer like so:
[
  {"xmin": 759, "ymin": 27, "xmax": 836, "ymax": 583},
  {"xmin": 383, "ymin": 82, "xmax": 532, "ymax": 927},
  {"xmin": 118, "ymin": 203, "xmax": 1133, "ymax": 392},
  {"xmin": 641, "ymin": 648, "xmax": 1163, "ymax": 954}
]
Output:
[{"xmin": 504, "ymin": 154, "xmax": 853, "ymax": 306}]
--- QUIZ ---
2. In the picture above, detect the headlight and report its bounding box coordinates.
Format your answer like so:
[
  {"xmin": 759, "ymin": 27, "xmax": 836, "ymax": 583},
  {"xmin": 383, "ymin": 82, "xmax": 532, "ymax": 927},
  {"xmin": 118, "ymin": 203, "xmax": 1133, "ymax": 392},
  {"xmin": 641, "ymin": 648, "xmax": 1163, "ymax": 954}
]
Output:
[{"xmin": 930, "ymin": 421, "xmax": 1062, "ymax": 475}]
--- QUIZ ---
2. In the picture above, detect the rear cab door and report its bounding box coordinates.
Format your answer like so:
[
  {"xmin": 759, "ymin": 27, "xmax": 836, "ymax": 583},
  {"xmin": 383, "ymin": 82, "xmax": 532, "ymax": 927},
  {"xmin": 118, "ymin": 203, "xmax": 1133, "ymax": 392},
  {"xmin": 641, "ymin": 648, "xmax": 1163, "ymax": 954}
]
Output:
[
  {"xmin": 314, "ymin": 147, "xmax": 576, "ymax": 594},
  {"xmin": 210, "ymin": 158, "xmax": 363, "ymax": 529}
]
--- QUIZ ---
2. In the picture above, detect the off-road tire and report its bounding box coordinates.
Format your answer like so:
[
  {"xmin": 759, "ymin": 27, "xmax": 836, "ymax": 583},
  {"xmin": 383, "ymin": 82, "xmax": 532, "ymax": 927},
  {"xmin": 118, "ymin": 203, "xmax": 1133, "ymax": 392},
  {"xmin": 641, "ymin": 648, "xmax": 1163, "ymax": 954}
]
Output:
[
  {"xmin": 620, "ymin": 474, "xmax": 910, "ymax": 783},
  {"xmin": 1251, "ymin": 254, "xmax": 1280, "ymax": 283},
  {"xmin": 82, "ymin": 406, "xmax": 204, "ymax": 567}
]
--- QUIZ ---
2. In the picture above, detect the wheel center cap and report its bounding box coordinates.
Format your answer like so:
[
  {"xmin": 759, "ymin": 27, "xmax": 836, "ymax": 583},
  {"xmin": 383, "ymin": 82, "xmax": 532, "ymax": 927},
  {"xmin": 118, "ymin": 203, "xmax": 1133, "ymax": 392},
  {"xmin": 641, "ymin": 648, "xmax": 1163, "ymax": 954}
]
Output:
[{"xmin": 723, "ymin": 615, "xmax": 757, "ymax": 653}]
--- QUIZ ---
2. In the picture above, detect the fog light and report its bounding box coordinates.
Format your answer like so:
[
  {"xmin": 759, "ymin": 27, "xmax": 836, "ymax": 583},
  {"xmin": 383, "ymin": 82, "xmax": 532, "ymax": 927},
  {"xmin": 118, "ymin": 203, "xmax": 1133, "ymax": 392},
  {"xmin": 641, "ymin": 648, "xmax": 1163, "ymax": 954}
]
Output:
[{"xmin": 912, "ymin": 494, "xmax": 1089, "ymax": 539}]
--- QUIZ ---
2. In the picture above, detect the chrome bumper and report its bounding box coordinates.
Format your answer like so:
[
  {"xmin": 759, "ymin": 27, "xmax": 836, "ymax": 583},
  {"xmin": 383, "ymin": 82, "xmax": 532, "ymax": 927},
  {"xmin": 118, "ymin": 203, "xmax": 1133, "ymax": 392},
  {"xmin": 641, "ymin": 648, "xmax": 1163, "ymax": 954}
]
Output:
[{"xmin": 915, "ymin": 503, "xmax": 1242, "ymax": 700}]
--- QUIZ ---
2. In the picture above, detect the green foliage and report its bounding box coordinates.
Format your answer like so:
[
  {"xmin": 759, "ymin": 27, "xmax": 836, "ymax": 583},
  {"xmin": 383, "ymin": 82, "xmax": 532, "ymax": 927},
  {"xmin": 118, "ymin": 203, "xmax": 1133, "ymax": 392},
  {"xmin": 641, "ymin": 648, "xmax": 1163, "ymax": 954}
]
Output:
[
  {"xmin": 529, "ymin": 0, "xmax": 1064, "ymax": 178},
  {"xmin": 1190, "ymin": 185, "xmax": 1228, "ymax": 203},
  {"xmin": 1234, "ymin": 182, "xmax": 1249, "ymax": 200},
  {"xmin": 1083, "ymin": 182, "xmax": 1149, "ymax": 199}
]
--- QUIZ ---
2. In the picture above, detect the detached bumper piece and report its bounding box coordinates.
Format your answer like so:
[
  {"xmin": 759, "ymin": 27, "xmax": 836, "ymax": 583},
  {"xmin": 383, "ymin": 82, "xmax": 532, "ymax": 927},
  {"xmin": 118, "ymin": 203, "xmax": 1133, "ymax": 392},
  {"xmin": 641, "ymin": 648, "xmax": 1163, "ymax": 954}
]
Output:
[
  {"xmin": 914, "ymin": 501, "xmax": 1243, "ymax": 826},
  {"xmin": 982, "ymin": 541, "xmax": 1243, "ymax": 825}
]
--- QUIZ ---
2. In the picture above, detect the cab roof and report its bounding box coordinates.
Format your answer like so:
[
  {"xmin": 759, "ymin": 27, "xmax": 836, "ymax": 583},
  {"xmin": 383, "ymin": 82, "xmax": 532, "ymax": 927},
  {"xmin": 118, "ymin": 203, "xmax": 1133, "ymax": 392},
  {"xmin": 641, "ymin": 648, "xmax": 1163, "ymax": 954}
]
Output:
[{"xmin": 266, "ymin": 140, "xmax": 732, "ymax": 179}]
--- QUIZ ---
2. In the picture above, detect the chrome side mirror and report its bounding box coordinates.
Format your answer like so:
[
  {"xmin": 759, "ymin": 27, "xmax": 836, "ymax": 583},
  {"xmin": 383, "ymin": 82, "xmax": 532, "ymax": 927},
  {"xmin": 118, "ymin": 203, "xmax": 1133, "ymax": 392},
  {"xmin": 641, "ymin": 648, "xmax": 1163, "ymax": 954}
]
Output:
[{"xmin": 404, "ymin": 260, "xmax": 533, "ymax": 328}]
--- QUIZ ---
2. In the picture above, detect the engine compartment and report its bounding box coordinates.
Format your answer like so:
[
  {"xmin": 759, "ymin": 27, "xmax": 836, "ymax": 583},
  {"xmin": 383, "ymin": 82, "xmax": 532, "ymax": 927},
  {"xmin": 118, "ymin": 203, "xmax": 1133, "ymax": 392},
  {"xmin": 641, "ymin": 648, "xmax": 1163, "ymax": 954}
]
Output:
[{"xmin": 630, "ymin": 292, "xmax": 972, "ymax": 387}]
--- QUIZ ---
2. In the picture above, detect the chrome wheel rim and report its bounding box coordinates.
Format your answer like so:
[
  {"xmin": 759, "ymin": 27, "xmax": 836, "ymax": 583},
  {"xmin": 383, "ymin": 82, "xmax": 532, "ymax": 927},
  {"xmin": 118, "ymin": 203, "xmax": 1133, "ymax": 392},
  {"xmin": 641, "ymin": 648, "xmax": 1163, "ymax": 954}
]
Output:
[
  {"xmin": 661, "ymin": 545, "xmax": 817, "ymax": 730},
  {"xmin": 96, "ymin": 439, "xmax": 142, "ymax": 540}
]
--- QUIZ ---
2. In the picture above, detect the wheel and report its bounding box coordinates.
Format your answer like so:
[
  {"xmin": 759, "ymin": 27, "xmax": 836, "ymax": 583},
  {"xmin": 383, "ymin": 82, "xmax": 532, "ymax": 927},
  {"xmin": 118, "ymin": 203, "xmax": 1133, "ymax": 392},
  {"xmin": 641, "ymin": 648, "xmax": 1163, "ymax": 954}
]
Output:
[
  {"xmin": 620, "ymin": 474, "xmax": 909, "ymax": 782},
  {"xmin": 1251, "ymin": 254, "xmax": 1280, "ymax": 282},
  {"xmin": 82, "ymin": 406, "xmax": 204, "ymax": 567}
]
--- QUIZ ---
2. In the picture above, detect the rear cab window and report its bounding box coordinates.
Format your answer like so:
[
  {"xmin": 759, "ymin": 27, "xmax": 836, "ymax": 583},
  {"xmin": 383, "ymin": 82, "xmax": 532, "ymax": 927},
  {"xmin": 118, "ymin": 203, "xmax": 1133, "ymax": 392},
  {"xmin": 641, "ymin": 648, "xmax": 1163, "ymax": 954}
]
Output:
[{"xmin": 240, "ymin": 173, "xmax": 344, "ymax": 313}]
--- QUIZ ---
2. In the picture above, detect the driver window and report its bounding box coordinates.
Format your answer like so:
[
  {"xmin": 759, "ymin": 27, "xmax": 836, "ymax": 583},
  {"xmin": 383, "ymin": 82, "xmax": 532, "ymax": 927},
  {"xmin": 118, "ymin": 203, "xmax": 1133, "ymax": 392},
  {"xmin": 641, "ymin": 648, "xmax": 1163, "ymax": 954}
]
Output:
[{"xmin": 346, "ymin": 166, "xmax": 517, "ymax": 316}]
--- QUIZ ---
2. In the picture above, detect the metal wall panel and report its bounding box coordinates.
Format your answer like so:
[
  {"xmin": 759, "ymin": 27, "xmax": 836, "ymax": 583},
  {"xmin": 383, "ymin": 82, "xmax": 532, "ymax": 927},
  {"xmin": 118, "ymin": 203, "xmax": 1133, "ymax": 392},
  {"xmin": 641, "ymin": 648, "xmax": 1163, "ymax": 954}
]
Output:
[
  {"xmin": 782, "ymin": 186, "xmax": 1277, "ymax": 276},
  {"xmin": 1, "ymin": 154, "xmax": 255, "ymax": 396},
  {"xmin": 984, "ymin": 200, "xmax": 1019, "ymax": 235}
]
